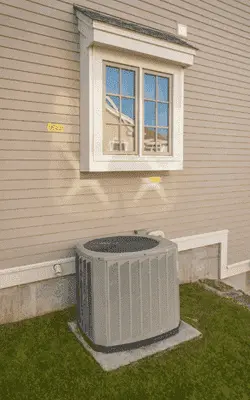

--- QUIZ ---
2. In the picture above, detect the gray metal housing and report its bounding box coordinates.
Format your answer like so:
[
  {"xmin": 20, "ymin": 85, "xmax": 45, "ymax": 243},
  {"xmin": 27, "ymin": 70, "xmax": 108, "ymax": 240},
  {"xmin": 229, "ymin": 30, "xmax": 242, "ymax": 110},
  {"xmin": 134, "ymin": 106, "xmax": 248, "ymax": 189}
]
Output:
[{"xmin": 75, "ymin": 235, "xmax": 180, "ymax": 352}]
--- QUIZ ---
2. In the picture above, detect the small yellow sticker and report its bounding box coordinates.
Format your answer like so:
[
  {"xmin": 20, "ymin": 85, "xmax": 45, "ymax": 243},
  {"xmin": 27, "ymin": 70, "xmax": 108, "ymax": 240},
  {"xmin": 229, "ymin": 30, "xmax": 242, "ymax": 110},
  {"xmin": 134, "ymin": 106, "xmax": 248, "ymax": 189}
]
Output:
[
  {"xmin": 148, "ymin": 177, "xmax": 161, "ymax": 183},
  {"xmin": 47, "ymin": 123, "xmax": 64, "ymax": 132}
]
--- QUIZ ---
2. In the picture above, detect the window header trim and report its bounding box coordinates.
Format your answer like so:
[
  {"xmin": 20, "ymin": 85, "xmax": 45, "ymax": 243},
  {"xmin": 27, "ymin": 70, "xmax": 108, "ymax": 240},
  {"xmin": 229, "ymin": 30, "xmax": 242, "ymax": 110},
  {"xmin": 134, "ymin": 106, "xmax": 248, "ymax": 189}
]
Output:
[
  {"xmin": 74, "ymin": 4, "xmax": 197, "ymax": 51},
  {"xmin": 75, "ymin": 6, "xmax": 196, "ymax": 68}
]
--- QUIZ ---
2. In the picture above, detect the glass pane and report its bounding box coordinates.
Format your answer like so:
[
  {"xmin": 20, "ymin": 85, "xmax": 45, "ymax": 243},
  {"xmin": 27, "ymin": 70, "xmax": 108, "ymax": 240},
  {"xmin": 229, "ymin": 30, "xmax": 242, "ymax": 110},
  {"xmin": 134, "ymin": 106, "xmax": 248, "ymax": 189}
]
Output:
[
  {"xmin": 106, "ymin": 95, "xmax": 120, "ymax": 111},
  {"xmin": 144, "ymin": 74, "xmax": 156, "ymax": 100},
  {"xmin": 105, "ymin": 95, "xmax": 120, "ymax": 124},
  {"xmin": 158, "ymin": 77, "xmax": 169, "ymax": 102},
  {"xmin": 121, "ymin": 98, "xmax": 135, "ymax": 123},
  {"xmin": 122, "ymin": 69, "xmax": 135, "ymax": 96},
  {"xmin": 120, "ymin": 125, "xmax": 135, "ymax": 152},
  {"xmin": 157, "ymin": 128, "xmax": 168, "ymax": 152},
  {"xmin": 106, "ymin": 66, "xmax": 120, "ymax": 94},
  {"xmin": 158, "ymin": 103, "xmax": 169, "ymax": 126},
  {"xmin": 144, "ymin": 127, "xmax": 156, "ymax": 152},
  {"xmin": 144, "ymin": 101, "xmax": 156, "ymax": 126},
  {"xmin": 103, "ymin": 124, "xmax": 119, "ymax": 153}
]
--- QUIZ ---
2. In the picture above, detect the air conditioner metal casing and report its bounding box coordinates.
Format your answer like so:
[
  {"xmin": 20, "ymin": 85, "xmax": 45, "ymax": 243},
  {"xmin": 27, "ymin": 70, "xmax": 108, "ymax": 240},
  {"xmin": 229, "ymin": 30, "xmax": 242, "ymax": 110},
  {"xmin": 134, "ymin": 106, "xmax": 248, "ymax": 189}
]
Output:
[{"xmin": 75, "ymin": 235, "xmax": 180, "ymax": 352}]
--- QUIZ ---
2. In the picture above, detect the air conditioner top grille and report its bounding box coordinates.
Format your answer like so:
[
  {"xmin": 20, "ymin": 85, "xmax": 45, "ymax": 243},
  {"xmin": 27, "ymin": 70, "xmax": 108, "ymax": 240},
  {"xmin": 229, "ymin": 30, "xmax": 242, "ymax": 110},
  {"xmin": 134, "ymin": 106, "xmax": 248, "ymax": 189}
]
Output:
[{"xmin": 84, "ymin": 236, "xmax": 159, "ymax": 253}]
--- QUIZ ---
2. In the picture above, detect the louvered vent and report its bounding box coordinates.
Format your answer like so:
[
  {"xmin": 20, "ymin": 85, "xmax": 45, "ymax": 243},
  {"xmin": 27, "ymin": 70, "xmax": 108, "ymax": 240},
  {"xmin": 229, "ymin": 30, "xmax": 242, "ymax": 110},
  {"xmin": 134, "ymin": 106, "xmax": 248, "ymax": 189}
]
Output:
[
  {"xmin": 75, "ymin": 255, "xmax": 93, "ymax": 338},
  {"xmin": 75, "ymin": 235, "xmax": 180, "ymax": 353}
]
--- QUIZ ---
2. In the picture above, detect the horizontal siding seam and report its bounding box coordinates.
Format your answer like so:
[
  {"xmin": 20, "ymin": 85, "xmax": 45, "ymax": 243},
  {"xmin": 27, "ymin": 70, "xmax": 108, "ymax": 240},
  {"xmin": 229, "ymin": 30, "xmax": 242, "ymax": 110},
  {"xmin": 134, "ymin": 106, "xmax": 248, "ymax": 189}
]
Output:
[
  {"xmin": 0, "ymin": 98, "xmax": 79, "ymax": 108},
  {"xmin": 0, "ymin": 67, "xmax": 80, "ymax": 82},
  {"xmin": 0, "ymin": 1, "xmax": 77, "ymax": 24},
  {"xmin": 0, "ymin": 34, "xmax": 79, "ymax": 54},
  {"xmin": 0, "ymin": 44, "xmax": 79, "ymax": 62},
  {"xmin": 0, "ymin": 55, "xmax": 80, "ymax": 72},
  {"xmin": 0, "ymin": 23, "xmax": 78, "ymax": 44}
]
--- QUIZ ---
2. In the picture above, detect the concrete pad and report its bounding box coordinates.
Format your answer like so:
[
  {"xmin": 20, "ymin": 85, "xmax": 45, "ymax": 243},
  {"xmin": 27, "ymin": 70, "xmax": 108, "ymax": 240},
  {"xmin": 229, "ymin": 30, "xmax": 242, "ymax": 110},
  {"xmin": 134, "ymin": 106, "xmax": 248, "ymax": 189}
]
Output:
[{"xmin": 68, "ymin": 321, "xmax": 202, "ymax": 371}]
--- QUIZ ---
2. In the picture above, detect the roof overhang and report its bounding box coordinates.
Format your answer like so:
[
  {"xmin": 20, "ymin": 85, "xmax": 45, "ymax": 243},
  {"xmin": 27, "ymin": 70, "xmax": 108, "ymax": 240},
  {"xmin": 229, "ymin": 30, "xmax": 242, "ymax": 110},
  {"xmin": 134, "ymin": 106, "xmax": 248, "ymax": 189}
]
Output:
[{"xmin": 75, "ymin": 6, "xmax": 196, "ymax": 68}]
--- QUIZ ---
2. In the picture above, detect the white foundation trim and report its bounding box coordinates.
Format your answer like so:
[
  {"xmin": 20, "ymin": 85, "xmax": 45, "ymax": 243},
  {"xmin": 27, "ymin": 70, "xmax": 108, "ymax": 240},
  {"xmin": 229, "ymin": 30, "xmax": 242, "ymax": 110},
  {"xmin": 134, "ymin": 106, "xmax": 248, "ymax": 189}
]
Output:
[
  {"xmin": 0, "ymin": 230, "xmax": 249, "ymax": 290},
  {"xmin": 0, "ymin": 257, "xmax": 75, "ymax": 290},
  {"xmin": 226, "ymin": 259, "xmax": 250, "ymax": 277},
  {"xmin": 171, "ymin": 230, "xmax": 229, "ymax": 279}
]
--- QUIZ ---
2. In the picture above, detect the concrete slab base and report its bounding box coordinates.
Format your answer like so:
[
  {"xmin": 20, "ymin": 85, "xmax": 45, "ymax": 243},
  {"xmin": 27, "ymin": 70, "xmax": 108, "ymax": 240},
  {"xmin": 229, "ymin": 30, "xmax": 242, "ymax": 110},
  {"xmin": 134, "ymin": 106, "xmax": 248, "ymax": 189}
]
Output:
[{"xmin": 68, "ymin": 321, "xmax": 202, "ymax": 371}]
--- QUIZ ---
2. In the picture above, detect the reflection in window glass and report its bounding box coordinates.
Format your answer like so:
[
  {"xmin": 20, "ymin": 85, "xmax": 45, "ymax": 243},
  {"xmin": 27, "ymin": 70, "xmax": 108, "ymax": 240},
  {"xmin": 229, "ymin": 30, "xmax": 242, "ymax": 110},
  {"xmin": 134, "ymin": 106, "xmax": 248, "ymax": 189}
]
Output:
[
  {"xmin": 144, "ymin": 74, "xmax": 156, "ymax": 100},
  {"xmin": 106, "ymin": 67, "xmax": 119, "ymax": 94},
  {"xmin": 121, "ymin": 98, "xmax": 135, "ymax": 121},
  {"xmin": 144, "ymin": 101, "xmax": 156, "ymax": 126},
  {"xmin": 105, "ymin": 96, "xmax": 120, "ymax": 125},
  {"xmin": 120, "ymin": 125, "xmax": 135, "ymax": 152},
  {"xmin": 158, "ymin": 77, "xmax": 169, "ymax": 102},
  {"xmin": 143, "ymin": 72, "xmax": 170, "ymax": 153},
  {"xmin": 144, "ymin": 127, "xmax": 156, "ymax": 152},
  {"xmin": 157, "ymin": 128, "xmax": 168, "ymax": 152},
  {"xmin": 104, "ymin": 65, "xmax": 136, "ymax": 154},
  {"xmin": 158, "ymin": 103, "xmax": 169, "ymax": 127},
  {"xmin": 122, "ymin": 70, "xmax": 135, "ymax": 96},
  {"xmin": 107, "ymin": 95, "xmax": 120, "ymax": 111},
  {"xmin": 103, "ymin": 124, "xmax": 119, "ymax": 153}
]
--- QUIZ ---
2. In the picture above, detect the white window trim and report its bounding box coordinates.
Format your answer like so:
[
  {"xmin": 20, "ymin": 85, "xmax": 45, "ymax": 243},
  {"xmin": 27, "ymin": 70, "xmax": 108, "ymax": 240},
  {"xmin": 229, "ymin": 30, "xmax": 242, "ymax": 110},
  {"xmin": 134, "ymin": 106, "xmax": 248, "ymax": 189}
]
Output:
[{"xmin": 76, "ymin": 11, "xmax": 196, "ymax": 172}]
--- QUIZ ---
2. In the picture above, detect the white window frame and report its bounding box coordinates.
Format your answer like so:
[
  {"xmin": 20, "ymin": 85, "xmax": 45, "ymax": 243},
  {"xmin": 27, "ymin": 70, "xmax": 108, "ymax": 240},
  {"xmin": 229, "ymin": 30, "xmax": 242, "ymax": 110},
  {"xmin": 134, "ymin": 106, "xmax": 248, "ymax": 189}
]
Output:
[
  {"xmin": 103, "ymin": 61, "xmax": 139, "ymax": 156},
  {"xmin": 76, "ymin": 10, "xmax": 196, "ymax": 172},
  {"xmin": 142, "ymin": 69, "xmax": 172, "ymax": 156}
]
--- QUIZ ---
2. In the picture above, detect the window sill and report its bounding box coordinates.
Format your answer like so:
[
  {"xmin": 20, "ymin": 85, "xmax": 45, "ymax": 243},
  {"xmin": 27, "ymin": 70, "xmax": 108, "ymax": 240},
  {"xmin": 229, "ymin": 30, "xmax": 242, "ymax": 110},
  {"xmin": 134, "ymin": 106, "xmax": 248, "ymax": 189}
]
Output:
[{"xmin": 80, "ymin": 158, "xmax": 183, "ymax": 172}]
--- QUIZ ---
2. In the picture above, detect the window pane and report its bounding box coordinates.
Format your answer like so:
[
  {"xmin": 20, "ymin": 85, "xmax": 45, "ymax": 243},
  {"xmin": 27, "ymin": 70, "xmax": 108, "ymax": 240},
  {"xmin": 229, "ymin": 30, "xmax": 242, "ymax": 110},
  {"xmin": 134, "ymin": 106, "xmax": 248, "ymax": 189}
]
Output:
[
  {"xmin": 144, "ymin": 101, "xmax": 156, "ymax": 126},
  {"xmin": 144, "ymin": 74, "xmax": 156, "ymax": 100},
  {"xmin": 158, "ymin": 77, "xmax": 169, "ymax": 102},
  {"xmin": 144, "ymin": 127, "xmax": 156, "ymax": 152},
  {"xmin": 157, "ymin": 128, "xmax": 168, "ymax": 152},
  {"xmin": 106, "ymin": 66, "xmax": 119, "ymax": 94},
  {"xmin": 105, "ymin": 95, "xmax": 120, "ymax": 124},
  {"xmin": 122, "ymin": 69, "xmax": 135, "ymax": 96},
  {"xmin": 120, "ymin": 125, "xmax": 135, "ymax": 152},
  {"xmin": 106, "ymin": 95, "xmax": 120, "ymax": 111},
  {"xmin": 103, "ymin": 124, "xmax": 119, "ymax": 153},
  {"xmin": 158, "ymin": 103, "xmax": 169, "ymax": 126},
  {"xmin": 121, "ymin": 98, "xmax": 135, "ymax": 123}
]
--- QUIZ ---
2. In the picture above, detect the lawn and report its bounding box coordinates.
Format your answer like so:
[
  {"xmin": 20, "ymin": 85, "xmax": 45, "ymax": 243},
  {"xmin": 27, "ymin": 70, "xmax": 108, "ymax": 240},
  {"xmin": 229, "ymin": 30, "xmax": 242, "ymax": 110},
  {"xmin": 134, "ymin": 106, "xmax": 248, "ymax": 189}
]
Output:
[{"xmin": 0, "ymin": 283, "xmax": 250, "ymax": 400}]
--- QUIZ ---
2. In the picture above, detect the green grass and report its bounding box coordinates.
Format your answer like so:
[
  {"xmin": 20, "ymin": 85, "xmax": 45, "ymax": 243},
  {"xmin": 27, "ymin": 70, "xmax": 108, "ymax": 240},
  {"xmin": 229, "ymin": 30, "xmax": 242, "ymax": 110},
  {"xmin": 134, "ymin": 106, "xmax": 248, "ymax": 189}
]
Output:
[{"xmin": 0, "ymin": 283, "xmax": 250, "ymax": 400}]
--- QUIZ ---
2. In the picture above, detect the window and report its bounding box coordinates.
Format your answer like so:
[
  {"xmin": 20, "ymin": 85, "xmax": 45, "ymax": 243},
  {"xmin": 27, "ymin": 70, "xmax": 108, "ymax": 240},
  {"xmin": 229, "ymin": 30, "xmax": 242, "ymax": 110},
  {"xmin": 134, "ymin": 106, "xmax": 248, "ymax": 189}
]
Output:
[
  {"xmin": 103, "ymin": 64, "xmax": 172, "ymax": 157},
  {"xmin": 75, "ymin": 6, "xmax": 196, "ymax": 171},
  {"xmin": 104, "ymin": 64, "xmax": 137, "ymax": 154},
  {"xmin": 143, "ymin": 72, "xmax": 171, "ymax": 154}
]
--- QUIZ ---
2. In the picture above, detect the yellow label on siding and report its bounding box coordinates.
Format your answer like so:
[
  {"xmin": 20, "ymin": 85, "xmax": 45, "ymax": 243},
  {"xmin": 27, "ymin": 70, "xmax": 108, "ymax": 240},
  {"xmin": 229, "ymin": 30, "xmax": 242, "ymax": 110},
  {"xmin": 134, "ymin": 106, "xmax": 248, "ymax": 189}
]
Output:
[
  {"xmin": 47, "ymin": 123, "xmax": 64, "ymax": 132},
  {"xmin": 148, "ymin": 177, "xmax": 161, "ymax": 183}
]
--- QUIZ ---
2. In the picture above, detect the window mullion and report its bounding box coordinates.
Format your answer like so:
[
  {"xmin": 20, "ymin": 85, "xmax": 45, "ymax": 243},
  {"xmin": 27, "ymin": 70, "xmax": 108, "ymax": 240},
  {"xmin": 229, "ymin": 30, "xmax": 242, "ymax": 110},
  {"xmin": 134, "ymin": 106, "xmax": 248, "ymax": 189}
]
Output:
[
  {"xmin": 119, "ymin": 68, "xmax": 122, "ymax": 150},
  {"xmin": 155, "ymin": 76, "xmax": 158, "ymax": 152},
  {"xmin": 139, "ymin": 66, "xmax": 143, "ymax": 157}
]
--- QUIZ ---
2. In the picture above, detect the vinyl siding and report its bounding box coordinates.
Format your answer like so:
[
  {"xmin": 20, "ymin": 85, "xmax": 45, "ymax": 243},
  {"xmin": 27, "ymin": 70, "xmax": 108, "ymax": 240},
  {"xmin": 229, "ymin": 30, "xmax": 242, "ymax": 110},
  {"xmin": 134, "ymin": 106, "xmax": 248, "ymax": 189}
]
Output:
[{"xmin": 1, "ymin": 0, "xmax": 250, "ymax": 269}]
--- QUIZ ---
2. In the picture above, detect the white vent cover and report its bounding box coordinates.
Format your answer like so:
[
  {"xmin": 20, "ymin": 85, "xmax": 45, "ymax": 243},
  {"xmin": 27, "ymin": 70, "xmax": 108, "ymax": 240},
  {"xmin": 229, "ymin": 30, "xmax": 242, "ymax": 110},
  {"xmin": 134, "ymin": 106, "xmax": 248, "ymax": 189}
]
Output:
[{"xmin": 75, "ymin": 235, "xmax": 180, "ymax": 353}]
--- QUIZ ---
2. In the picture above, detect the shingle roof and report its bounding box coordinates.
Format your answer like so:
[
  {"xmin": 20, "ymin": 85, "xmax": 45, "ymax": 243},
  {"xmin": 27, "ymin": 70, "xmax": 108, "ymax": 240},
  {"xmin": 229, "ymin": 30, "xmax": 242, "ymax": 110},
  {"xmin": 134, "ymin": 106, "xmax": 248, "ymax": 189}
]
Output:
[{"xmin": 74, "ymin": 5, "xmax": 197, "ymax": 50}]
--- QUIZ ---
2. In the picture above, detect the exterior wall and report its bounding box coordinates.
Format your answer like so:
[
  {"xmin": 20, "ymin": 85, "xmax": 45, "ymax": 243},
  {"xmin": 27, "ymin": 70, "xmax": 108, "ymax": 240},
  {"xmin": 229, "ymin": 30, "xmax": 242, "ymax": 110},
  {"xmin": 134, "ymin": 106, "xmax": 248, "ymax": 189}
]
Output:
[
  {"xmin": 1, "ymin": 0, "xmax": 250, "ymax": 271},
  {"xmin": 0, "ymin": 245, "xmax": 218, "ymax": 325},
  {"xmin": 223, "ymin": 271, "xmax": 250, "ymax": 296},
  {"xmin": 0, "ymin": 275, "xmax": 75, "ymax": 325},
  {"xmin": 178, "ymin": 244, "xmax": 219, "ymax": 283}
]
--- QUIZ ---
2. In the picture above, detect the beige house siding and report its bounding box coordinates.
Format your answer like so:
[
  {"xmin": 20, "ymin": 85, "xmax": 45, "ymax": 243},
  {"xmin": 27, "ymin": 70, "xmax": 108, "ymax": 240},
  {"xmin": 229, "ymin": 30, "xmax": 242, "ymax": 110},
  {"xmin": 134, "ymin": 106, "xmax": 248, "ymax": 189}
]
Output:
[{"xmin": 1, "ymin": 0, "xmax": 250, "ymax": 269}]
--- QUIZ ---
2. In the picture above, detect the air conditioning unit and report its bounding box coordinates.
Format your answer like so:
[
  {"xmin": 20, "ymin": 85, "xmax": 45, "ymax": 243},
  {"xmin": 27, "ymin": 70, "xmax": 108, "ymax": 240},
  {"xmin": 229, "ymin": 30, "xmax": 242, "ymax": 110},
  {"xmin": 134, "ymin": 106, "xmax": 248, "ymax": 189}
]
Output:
[
  {"xmin": 75, "ymin": 235, "xmax": 180, "ymax": 353},
  {"xmin": 109, "ymin": 140, "xmax": 128, "ymax": 152}
]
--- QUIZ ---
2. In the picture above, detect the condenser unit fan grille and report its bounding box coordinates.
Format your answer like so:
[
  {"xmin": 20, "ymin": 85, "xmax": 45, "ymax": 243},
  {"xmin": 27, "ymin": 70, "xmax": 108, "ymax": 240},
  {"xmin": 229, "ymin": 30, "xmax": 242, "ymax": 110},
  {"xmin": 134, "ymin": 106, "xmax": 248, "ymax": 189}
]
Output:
[{"xmin": 84, "ymin": 235, "xmax": 159, "ymax": 253}]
